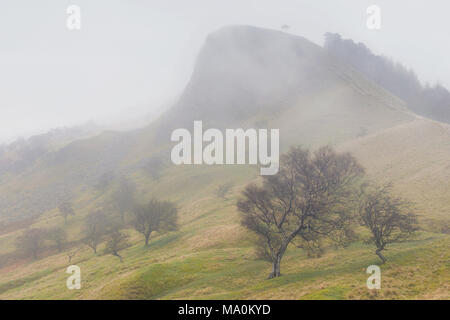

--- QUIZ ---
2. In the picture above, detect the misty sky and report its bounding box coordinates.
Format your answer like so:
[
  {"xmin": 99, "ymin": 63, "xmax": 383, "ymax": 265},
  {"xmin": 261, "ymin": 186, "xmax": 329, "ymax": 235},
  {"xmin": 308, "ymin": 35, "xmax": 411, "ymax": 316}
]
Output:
[{"xmin": 1, "ymin": 0, "xmax": 449, "ymax": 143}]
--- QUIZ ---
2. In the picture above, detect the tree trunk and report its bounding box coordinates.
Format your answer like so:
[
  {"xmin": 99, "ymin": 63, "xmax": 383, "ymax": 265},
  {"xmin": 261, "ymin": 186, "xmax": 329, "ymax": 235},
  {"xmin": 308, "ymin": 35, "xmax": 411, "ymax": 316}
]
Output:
[
  {"xmin": 114, "ymin": 252, "xmax": 123, "ymax": 263},
  {"xmin": 268, "ymin": 255, "xmax": 282, "ymax": 279},
  {"xmin": 375, "ymin": 248, "xmax": 386, "ymax": 264},
  {"xmin": 267, "ymin": 242, "xmax": 290, "ymax": 279},
  {"xmin": 145, "ymin": 230, "xmax": 152, "ymax": 246}
]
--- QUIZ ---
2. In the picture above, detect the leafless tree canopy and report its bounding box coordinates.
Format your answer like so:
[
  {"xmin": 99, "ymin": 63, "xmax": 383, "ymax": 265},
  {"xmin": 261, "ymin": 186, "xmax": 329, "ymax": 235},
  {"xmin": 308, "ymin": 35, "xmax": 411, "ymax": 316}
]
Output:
[
  {"xmin": 66, "ymin": 246, "xmax": 82, "ymax": 264},
  {"xmin": 15, "ymin": 228, "xmax": 46, "ymax": 260},
  {"xmin": 82, "ymin": 210, "xmax": 108, "ymax": 254},
  {"xmin": 132, "ymin": 199, "xmax": 178, "ymax": 246},
  {"xmin": 237, "ymin": 146, "xmax": 364, "ymax": 278},
  {"xmin": 111, "ymin": 177, "xmax": 136, "ymax": 223},
  {"xmin": 104, "ymin": 229, "xmax": 130, "ymax": 262},
  {"xmin": 47, "ymin": 227, "xmax": 66, "ymax": 253},
  {"xmin": 216, "ymin": 182, "xmax": 234, "ymax": 199},
  {"xmin": 58, "ymin": 201, "xmax": 75, "ymax": 224},
  {"xmin": 358, "ymin": 183, "xmax": 419, "ymax": 264}
]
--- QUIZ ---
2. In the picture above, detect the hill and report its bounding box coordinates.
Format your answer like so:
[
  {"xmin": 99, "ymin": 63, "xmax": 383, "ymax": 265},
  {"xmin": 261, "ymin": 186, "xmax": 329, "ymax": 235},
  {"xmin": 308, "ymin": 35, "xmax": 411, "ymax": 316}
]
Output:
[
  {"xmin": 0, "ymin": 25, "xmax": 448, "ymax": 299},
  {"xmin": 324, "ymin": 33, "xmax": 450, "ymax": 123}
]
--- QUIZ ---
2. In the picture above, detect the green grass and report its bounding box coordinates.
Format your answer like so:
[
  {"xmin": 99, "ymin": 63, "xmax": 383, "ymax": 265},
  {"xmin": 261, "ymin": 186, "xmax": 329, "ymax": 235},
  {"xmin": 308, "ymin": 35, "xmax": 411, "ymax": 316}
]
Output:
[
  {"xmin": 0, "ymin": 269, "xmax": 53, "ymax": 295},
  {"xmin": 0, "ymin": 110, "xmax": 450, "ymax": 299},
  {"xmin": 0, "ymin": 160, "xmax": 448, "ymax": 300}
]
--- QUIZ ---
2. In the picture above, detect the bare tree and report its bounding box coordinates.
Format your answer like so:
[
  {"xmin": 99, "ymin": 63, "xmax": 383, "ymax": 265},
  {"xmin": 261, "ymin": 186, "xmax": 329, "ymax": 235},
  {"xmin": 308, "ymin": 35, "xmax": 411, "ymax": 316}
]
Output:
[
  {"xmin": 58, "ymin": 201, "xmax": 75, "ymax": 224},
  {"xmin": 111, "ymin": 177, "xmax": 136, "ymax": 223},
  {"xmin": 281, "ymin": 24, "xmax": 290, "ymax": 32},
  {"xmin": 47, "ymin": 227, "xmax": 66, "ymax": 252},
  {"xmin": 66, "ymin": 246, "xmax": 82, "ymax": 264},
  {"xmin": 145, "ymin": 154, "xmax": 166, "ymax": 181},
  {"xmin": 358, "ymin": 183, "xmax": 419, "ymax": 264},
  {"xmin": 82, "ymin": 210, "xmax": 108, "ymax": 254},
  {"xmin": 96, "ymin": 171, "xmax": 115, "ymax": 191},
  {"xmin": 237, "ymin": 146, "xmax": 364, "ymax": 279},
  {"xmin": 16, "ymin": 228, "xmax": 46, "ymax": 260},
  {"xmin": 104, "ymin": 229, "xmax": 130, "ymax": 262},
  {"xmin": 132, "ymin": 199, "xmax": 178, "ymax": 246},
  {"xmin": 294, "ymin": 235, "xmax": 325, "ymax": 258},
  {"xmin": 215, "ymin": 182, "xmax": 234, "ymax": 200}
]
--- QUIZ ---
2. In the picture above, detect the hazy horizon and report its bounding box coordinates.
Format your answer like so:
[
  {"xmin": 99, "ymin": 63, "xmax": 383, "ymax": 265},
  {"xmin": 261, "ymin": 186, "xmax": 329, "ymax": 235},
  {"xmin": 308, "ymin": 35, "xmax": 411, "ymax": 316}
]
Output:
[
  {"xmin": 1, "ymin": 0, "xmax": 449, "ymax": 143},
  {"xmin": 0, "ymin": 1, "xmax": 449, "ymax": 301}
]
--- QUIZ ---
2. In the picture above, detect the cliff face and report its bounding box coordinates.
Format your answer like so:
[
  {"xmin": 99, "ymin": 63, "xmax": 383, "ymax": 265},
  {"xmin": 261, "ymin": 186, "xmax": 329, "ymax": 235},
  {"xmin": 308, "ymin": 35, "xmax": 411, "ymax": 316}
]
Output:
[{"xmin": 160, "ymin": 26, "xmax": 342, "ymax": 129}]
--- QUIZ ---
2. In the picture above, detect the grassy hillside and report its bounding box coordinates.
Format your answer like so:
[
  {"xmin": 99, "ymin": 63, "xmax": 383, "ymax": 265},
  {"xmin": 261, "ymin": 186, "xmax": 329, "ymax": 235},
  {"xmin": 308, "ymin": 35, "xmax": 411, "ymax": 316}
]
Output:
[
  {"xmin": 0, "ymin": 114, "xmax": 449, "ymax": 299},
  {"xmin": 0, "ymin": 26, "xmax": 448, "ymax": 300},
  {"xmin": 341, "ymin": 118, "xmax": 450, "ymax": 229},
  {"xmin": 0, "ymin": 163, "xmax": 448, "ymax": 299}
]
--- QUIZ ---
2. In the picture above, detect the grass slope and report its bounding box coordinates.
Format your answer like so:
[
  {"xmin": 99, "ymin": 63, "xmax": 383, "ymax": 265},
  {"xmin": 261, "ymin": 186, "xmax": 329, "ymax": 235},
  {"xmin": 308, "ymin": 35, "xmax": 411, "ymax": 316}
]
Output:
[
  {"xmin": 0, "ymin": 26, "xmax": 448, "ymax": 300},
  {"xmin": 0, "ymin": 162, "xmax": 448, "ymax": 300}
]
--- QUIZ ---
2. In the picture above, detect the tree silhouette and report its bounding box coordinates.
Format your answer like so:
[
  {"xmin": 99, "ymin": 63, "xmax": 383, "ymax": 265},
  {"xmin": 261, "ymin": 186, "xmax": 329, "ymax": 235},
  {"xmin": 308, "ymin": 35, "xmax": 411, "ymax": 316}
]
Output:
[
  {"xmin": 132, "ymin": 199, "xmax": 178, "ymax": 246},
  {"xmin": 82, "ymin": 210, "xmax": 108, "ymax": 254},
  {"xmin": 16, "ymin": 228, "xmax": 46, "ymax": 260},
  {"xmin": 58, "ymin": 201, "xmax": 75, "ymax": 224},
  {"xmin": 104, "ymin": 229, "xmax": 129, "ymax": 262},
  {"xmin": 358, "ymin": 183, "xmax": 419, "ymax": 264},
  {"xmin": 238, "ymin": 146, "xmax": 364, "ymax": 278}
]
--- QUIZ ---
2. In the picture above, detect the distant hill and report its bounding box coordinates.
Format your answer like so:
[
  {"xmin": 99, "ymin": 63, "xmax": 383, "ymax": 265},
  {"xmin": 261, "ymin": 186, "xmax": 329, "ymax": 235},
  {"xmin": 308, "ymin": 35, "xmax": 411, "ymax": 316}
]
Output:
[
  {"xmin": 341, "ymin": 118, "xmax": 450, "ymax": 232},
  {"xmin": 158, "ymin": 26, "xmax": 412, "ymax": 142},
  {"xmin": 324, "ymin": 32, "xmax": 450, "ymax": 123},
  {"xmin": 0, "ymin": 122, "xmax": 102, "ymax": 175},
  {"xmin": 0, "ymin": 25, "xmax": 428, "ymax": 221}
]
